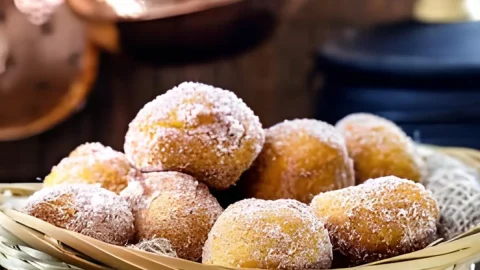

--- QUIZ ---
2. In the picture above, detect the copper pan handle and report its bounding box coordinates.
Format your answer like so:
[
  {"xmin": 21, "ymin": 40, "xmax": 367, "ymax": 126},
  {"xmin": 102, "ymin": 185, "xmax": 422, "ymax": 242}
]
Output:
[
  {"xmin": 0, "ymin": 25, "xmax": 8, "ymax": 76},
  {"xmin": 66, "ymin": 0, "xmax": 243, "ymax": 22}
]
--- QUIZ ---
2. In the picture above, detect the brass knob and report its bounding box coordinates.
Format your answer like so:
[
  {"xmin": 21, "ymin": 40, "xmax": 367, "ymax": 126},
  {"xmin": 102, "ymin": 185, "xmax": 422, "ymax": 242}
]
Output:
[{"xmin": 414, "ymin": 0, "xmax": 480, "ymax": 22}]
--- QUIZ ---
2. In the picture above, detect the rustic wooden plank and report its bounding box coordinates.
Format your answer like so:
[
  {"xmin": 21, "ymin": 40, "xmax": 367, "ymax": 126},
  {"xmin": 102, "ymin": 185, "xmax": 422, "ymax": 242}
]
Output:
[
  {"xmin": 235, "ymin": 38, "xmax": 278, "ymax": 127},
  {"xmin": 91, "ymin": 53, "xmax": 147, "ymax": 150},
  {"xmin": 293, "ymin": 0, "xmax": 414, "ymax": 25},
  {"xmin": 0, "ymin": 136, "xmax": 39, "ymax": 183}
]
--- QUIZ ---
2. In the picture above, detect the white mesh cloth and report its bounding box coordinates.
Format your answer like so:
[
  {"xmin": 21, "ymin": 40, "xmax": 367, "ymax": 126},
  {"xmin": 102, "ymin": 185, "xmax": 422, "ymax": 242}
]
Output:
[
  {"xmin": 418, "ymin": 146, "xmax": 479, "ymax": 183},
  {"xmin": 129, "ymin": 238, "xmax": 178, "ymax": 258},
  {"xmin": 420, "ymin": 148, "xmax": 480, "ymax": 240}
]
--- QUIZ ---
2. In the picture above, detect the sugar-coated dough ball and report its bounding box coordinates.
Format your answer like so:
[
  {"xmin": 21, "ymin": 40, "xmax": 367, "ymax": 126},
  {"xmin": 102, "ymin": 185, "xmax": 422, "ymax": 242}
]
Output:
[
  {"xmin": 44, "ymin": 144, "xmax": 141, "ymax": 194},
  {"xmin": 68, "ymin": 142, "xmax": 110, "ymax": 157},
  {"xmin": 240, "ymin": 119, "xmax": 354, "ymax": 203},
  {"xmin": 23, "ymin": 184, "xmax": 135, "ymax": 245},
  {"xmin": 311, "ymin": 176, "xmax": 439, "ymax": 265},
  {"xmin": 121, "ymin": 172, "xmax": 223, "ymax": 261},
  {"xmin": 124, "ymin": 82, "xmax": 265, "ymax": 190},
  {"xmin": 336, "ymin": 113, "xmax": 424, "ymax": 184},
  {"xmin": 202, "ymin": 198, "xmax": 333, "ymax": 269}
]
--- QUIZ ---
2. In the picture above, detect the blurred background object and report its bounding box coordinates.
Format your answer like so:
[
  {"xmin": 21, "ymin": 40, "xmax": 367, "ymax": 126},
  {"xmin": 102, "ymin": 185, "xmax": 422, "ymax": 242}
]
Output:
[
  {"xmin": 414, "ymin": 0, "xmax": 480, "ymax": 22},
  {"xmin": 0, "ymin": 0, "xmax": 97, "ymax": 142},
  {"xmin": 315, "ymin": 21, "xmax": 480, "ymax": 148},
  {"xmin": 0, "ymin": 0, "xmax": 480, "ymax": 183},
  {"xmin": 314, "ymin": 0, "xmax": 480, "ymax": 148},
  {"xmin": 67, "ymin": 0, "xmax": 306, "ymax": 64}
]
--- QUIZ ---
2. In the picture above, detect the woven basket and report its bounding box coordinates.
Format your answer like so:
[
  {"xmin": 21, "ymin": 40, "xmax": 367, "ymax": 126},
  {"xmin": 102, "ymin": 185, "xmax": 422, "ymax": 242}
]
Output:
[{"xmin": 1, "ymin": 146, "xmax": 480, "ymax": 270}]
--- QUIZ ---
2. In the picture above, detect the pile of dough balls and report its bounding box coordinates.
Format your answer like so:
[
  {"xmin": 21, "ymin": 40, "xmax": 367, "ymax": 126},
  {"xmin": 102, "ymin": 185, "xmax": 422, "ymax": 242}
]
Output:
[
  {"xmin": 24, "ymin": 82, "xmax": 264, "ymax": 261},
  {"xmin": 24, "ymin": 82, "xmax": 477, "ymax": 269}
]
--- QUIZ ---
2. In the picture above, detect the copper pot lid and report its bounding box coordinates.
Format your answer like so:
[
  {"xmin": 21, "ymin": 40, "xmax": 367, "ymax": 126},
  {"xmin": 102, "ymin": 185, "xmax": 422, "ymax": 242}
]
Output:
[{"xmin": 66, "ymin": 0, "xmax": 243, "ymax": 22}]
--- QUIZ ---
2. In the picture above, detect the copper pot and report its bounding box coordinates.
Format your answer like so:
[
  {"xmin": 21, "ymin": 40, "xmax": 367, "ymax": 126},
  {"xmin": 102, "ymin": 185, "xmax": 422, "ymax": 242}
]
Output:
[
  {"xmin": 0, "ymin": 1, "xmax": 98, "ymax": 141},
  {"xmin": 67, "ymin": 0, "xmax": 305, "ymax": 63}
]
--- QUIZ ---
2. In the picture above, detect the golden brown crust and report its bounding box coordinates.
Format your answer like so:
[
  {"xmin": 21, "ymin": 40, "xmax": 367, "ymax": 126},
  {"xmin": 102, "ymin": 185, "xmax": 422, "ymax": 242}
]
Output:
[
  {"xmin": 124, "ymin": 172, "xmax": 223, "ymax": 261},
  {"xmin": 124, "ymin": 82, "xmax": 265, "ymax": 190},
  {"xmin": 310, "ymin": 176, "xmax": 439, "ymax": 265},
  {"xmin": 335, "ymin": 113, "xmax": 424, "ymax": 184},
  {"xmin": 24, "ymin": 184, "xmax": 135, "ymax": 245},
  {"xmin": 26, "ymin": 193, "xmax": 76, "ymax": 228},
  {"xmin": 240, "ymin": 119, "xmax": 354, "ymax": 203},
  {"xmin": 202, "ymin": 198, "xmax": 333, "ymax": 269},
  {"xmin": 44, "ymin": 146, "xmax": 141, "ymax": 194}
]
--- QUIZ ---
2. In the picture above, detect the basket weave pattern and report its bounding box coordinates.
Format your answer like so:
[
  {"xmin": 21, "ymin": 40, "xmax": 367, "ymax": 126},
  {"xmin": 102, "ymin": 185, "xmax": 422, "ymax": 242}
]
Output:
[{"xmin": 0, "ymin": 147, "xmax": 480, "ymax": 270}]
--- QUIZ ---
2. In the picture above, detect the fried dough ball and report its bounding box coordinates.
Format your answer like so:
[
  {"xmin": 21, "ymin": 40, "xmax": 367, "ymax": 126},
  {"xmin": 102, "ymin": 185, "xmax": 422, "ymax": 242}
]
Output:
[
  {"xmin": 336, "ymin": 113, "xmax": 424, "ymax": 184},
  {"xmin": 202, "ymin": 198, "xmax": 333, "ymax": 269},
  {"xmin": 44, "ymin": 145, "xmax": 141, "ymax": 194},
  {"xmin": 23, "ymin": 184, "xmax": 135, "ymax": 245},
  {"xmin": 240, "ymin": 119, "xmax": 354, "ymax": 203},
  {"xmin": 124, "ymin": 82, "xmax": 265, "ymax": 190},
  {"xmin": 69, "ymin": 142, "xmax": 110, "ymax": 157},
  {"xmin": 121, "ymin": 172, "xmax": 223, "ymax": 261},
  {"xmin": 311, "ymin": 176, "xmax": 439, "ymax": 265}
]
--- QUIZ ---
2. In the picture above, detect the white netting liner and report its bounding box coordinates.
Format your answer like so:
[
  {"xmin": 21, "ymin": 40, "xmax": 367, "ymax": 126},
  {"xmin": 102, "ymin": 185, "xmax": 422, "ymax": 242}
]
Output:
[
  {"xmin": 420, "ymin": 148, "xmax": 480, "ymax": 240},
  {"xmin": 418, "ymin": 146, "xmax": 479, "ymax": 183},
  {"xmin": 13, "ymin": 0, "xmax": 64, "ymax": 25},
  {"xmin": 129, "ymin": 238, "xmax": 178, "ymax": 258}
]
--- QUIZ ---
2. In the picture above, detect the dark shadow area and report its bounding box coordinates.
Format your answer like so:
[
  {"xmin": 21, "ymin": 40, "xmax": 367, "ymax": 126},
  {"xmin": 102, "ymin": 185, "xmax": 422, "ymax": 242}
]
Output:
[{"xmin": 117, "ymin": 2, "xmax": 279, "ymax": 66}]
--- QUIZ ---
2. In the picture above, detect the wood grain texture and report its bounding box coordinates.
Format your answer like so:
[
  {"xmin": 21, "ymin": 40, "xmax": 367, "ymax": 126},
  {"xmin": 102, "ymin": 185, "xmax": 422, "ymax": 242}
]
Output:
[{"xmin": 0, "ymin": 0, "xmax": 413, "ymax": 183}]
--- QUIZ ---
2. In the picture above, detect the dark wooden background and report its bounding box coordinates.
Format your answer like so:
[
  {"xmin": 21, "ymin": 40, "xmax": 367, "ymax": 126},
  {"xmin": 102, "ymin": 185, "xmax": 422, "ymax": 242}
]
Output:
[{"xmin": 0, "ymin": 0, "xmax": 415, "ymax": 183}]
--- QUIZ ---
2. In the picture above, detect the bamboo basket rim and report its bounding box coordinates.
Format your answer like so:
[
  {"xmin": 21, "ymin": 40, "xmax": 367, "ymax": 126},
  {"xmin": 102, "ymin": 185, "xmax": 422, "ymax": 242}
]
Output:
[{"xmin": 0, "ymin": 145, "xmax": 479, "ymax": 270}]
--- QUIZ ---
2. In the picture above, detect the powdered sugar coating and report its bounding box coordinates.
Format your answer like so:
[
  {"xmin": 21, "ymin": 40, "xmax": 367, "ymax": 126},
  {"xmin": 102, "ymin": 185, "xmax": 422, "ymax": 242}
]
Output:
[
  {"xmin": 44, "ymin": 147, "xmax": 142, "ymax": 194},
  {"xmin": 23, "ymin": 184, "xmax": 135, "ymax": 245},
  {"xmin": 241, "ymin": 119, "xmax": 354, "ymax": 203},
  {"xmin": 270, "ymin": 119, "xmax": 346, "ymax": 147},
  {"xmin": 311, "ymin": 176, "xmax": 439, "ymax": 265},
  {"xmin": 336, "ymin": 113, "xmax": 425, "ymax": 184},
  {"xmin": 203, "ymin": 198, "xmax": 333, "ymax": 269},
  {"xmin": 121, "ymin": 171, "xmax": 211, "ymax": 212},
  {"xmin": 124, "ymin": 82, "xmax": 265, "ymax": 190},
  {"xmin": 69, "ymin": 142, "xmax": 110, "ymax": 157},
  {"xmin": 124, "ymin": 171, "xmax": 223, "ymax": 261}
]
